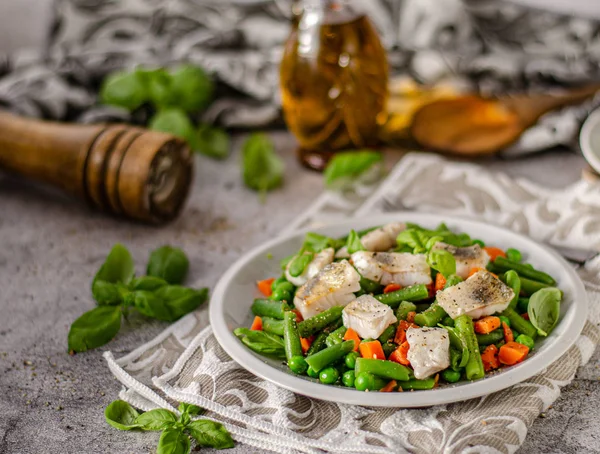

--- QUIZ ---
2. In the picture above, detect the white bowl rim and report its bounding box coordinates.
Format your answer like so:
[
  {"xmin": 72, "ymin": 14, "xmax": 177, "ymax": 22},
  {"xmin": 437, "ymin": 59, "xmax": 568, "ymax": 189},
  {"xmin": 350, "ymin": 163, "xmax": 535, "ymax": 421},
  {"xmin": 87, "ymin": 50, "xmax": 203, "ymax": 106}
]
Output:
[{"xmin": 209, "ymin": 213, "xmax": 587, "ymax": 407}]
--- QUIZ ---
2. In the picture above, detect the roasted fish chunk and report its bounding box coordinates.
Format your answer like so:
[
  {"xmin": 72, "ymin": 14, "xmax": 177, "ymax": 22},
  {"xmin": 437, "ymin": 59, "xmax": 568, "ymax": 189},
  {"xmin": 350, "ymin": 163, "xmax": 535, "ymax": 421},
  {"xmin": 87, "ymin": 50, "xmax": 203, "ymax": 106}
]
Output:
[
  {"xmin": 294, "ymin": 260, "xmax": 361, "ymax": 319},
  {"xmin": 285, "ymin": 248, "xmax": 335, "ymax": 286},
  {"xmin": 406, "ymin": 327, "xmax": 450, "ymax": 379},
  {"xmin": 342, "ymin": 294, "xmax": 397, "ymax": 340},
  {"xmin": 335, "ymin": 222, "xmax": 406, "ymax": 258},
  {"xmin": 436, "ymin": 270, "xmax": 514, "ymax": 319},
  {"xmin": 432, "ymin": 242, "xmax": 490, "ymax": 279},
  {"xmin": 351, "ymin": 251, "xmax": 432, "ymax": 286}
]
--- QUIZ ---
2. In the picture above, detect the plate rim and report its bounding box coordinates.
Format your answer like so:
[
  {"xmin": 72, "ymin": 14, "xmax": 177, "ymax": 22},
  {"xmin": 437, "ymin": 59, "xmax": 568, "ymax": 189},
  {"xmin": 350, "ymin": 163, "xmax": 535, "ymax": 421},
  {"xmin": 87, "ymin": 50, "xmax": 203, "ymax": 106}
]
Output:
[{"xmin": 209, "ymin": 212, "xmax": 588, "ymax": 407}]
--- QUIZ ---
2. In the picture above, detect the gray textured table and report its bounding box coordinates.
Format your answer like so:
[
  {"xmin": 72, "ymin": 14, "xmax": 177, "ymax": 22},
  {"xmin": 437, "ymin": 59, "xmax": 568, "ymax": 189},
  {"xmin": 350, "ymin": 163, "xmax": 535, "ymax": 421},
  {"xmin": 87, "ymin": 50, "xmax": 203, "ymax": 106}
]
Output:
[{"xmin": 1, "ymin": 132, "xmax": 599, "ymax": 454}]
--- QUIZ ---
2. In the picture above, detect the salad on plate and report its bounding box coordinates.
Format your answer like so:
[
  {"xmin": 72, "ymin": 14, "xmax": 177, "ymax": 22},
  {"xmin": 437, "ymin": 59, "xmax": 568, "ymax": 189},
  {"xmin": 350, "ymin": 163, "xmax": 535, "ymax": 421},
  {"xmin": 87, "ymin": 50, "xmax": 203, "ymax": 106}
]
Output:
[{"xmin": 234, "ymin": 222, "xmax": 563, "ymax": 392}]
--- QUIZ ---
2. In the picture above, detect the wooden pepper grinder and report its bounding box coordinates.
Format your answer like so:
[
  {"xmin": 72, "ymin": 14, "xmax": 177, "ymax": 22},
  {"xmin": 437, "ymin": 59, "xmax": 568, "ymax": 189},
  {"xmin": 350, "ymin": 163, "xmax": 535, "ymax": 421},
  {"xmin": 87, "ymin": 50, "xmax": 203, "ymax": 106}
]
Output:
[{"xmin": 0, "ymin": 111, "xmax": 193, "ymax": 224}]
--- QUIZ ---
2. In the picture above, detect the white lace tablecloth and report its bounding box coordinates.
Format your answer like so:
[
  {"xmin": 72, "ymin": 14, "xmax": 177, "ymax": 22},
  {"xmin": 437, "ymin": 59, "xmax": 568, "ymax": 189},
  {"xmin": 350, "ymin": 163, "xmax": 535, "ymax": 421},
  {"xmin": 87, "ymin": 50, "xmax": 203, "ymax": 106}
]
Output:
[{"xmin": 104, "ymin": 152, "xmax": 600, "ymax": 453}]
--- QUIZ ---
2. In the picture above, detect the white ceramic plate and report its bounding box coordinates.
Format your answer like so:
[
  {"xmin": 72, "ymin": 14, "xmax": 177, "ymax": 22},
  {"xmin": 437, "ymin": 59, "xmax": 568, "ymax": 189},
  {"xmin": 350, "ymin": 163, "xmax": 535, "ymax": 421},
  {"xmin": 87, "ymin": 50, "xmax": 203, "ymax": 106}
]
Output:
[{"xmin": 209, "ymin": 213, "xmax": 587, "ymax": 407}]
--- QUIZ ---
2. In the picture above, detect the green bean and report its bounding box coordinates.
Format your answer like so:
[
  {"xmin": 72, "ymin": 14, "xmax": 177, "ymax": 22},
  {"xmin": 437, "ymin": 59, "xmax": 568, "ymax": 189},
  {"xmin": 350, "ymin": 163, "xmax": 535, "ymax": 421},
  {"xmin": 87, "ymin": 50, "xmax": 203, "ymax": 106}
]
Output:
[
  {"xmin": 342, "ymin": 370, "xmax": 355, "ymax": 387},
  {"xmin": 355, "ymin": 358, "xmax": 411, "ymax": 381},
  {"xmin": 271, "ymin": 288, "xmax": 292, "ymax": 303},
  {"xmin": 442, "ymin": 316, "xmax": 454, "ymax": 327},
  {"xmin": 501, "ymin": 307, "xmax": 538, "ymax": 339},
  {"xmin": 283, "ymin": 311, "xmax": 303, "ymax": 362},
  {"xmin": 354, "ymin": 372, "xmax": 387, "ymax": 391},
  {"xmin": 504, "ymin": 270, "xmax": 521, "ymax": 310},
  {"xmin": 305, "ymin": 340, "xmax": 355, "ymax": 372},
  {"xmin": 374, "ymin": 284, "xmax": 429, "ymax": 308},
  {"xmin": 506, "ymin": 248, "xmax": 522, "ymax": 263},
  {"xmin": 378, "ymin": 323, "xmax": 397, "ymax": 343},
  {"xmin": 399, "ymin": 377, "xmax": 436, "ymax": 390},
  {"xmin": 454, "ymin": 315, "xmax": 485, "ymax": 380},
  {"xmin": 442, "ymin": 369, "xmax": 461, "ymax": 383},
  {"xmin": 271, "ymin": 276, "xmax": 287, "ymax": 291},
  {"xmin": 444, "ymin": 274, "xmax": 463, "ymax": 288},
  {"xmin": 319, "ymin": 367, "xmax": 339, "ymax": 384},
  {"xmin": 251, "ymin": 299, "xmax": 290, "ymax": 319},
  {"xmin": 359, "ymin": 277, "xmax": 382, "ymax": 294},
  {"xmin": 306, "ymin": 331, "xmax": 328, "ymax": 356},
  {"xmin": 324, "ymin": 317, "xmax": 344, "ymax": 333},
  {"xmin": 449, "ymin": 347, "xmax": 462, "ymax": 371},
  {"xmin": 261, "ymin": 317, "xmax": 284, "ymax": 336},
  {"xmin": 345, "ymin": 351, "xmax": 360, "ymax": 369},
  {"xmin": 325, "ymin": 325, "xmax": 347, "ymax": 347},
  {"xmin": 415, "ymin": 303, "xmax": 431, "ymax": 313},
  {"xmin": 382, "ymin": 341, "xmax": 398, "ymax": 358},
  {"xmin": 498, "ymin": 315, "xmax": 511, "ymax": 328},
  {"xmin": 414, "ymin": 302, "xmax": 447, "ymax": 327},
  {"xmin": 519, "ymin": 277, "xmax": 552, "ymax": 297},
  {"xmin": 274, "ymin": 281, "xmax": 295, "ymax": 294},
  {"xmin": 517, "ymin": 297, "xmax": 530, "ymax": 314},
  {"xmin": 298, "ymin": 306, "xmax": 343, "ymax": 338},
  {"xmin": 289, "ymin": 253, "xmax": 313, "ymax": 277},
  {"xmin": 476, "ymin": 328, "xmax": 504, "ymax": 346},
  {"xmin": 494, "ymin": 256, "xmax": 556, "ymax": 286}
]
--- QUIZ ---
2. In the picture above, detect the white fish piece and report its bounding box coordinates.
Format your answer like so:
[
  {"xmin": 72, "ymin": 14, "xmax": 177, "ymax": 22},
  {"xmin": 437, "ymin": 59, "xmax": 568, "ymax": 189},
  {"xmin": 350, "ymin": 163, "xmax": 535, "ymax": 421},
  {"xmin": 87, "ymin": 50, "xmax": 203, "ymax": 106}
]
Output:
[
  {"xmin": 285, "ymin": 248, "xmax": 335, "ymax": 286},
  {"xmin": 432, "ymin": 242, "xmax": 490, "ymax": 279},
  {"xmin": 342, "ymin": 295, "xmax": 397, "ymax": 340},
  {"xmin": 351, "ymin": 251, "xmax": 432, "ymax": 286},
  {"xmin": 406, "ymin": 327, "xmax": 450, "ymax": 379},
  {"xmin": 334, "ymin": 222, "xmax": 406, "ymax": 258},
  {"xmin": 294, "ymin": 260, "xmax": 361, "ymax": 319},
  {"xmin": 436, "ymin": 270, "xmax": 514, "ymax": 319}
]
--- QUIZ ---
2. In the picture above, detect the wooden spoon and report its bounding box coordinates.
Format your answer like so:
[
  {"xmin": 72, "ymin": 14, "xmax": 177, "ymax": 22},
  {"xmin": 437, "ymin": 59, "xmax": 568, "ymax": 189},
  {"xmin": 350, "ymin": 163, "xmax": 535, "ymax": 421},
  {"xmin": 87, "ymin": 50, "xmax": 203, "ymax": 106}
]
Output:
[{"xmin": 410, "ymin": 84, "xmax": 600, "ymax": 155}]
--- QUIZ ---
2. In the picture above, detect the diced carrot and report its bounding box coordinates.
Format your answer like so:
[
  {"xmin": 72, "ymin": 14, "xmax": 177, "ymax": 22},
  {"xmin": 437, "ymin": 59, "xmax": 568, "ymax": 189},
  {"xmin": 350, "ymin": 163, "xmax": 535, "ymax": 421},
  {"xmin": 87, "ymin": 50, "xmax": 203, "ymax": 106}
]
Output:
[
  {"xmin": 250, "ymin": 315, "xmax": 263, "ymax": 331},
  {"xmin": 426, "ymin": 282, "xmax": 435, "ymax": 298},
  {"xmin": 433, "ymin": 373, "xmax": 440, "ymax": 388},
  {"xmin": 474, "ymin": 316, "xmax": 501, "ymax": 334},
  {"xmin": 521, "ymin": 313, "xmax": 530, "ymax": 321},
  {"xmin": 343, "ymin": 328, "xmax": 361, "ymax": 351},
  {"xmin": 406, "ymin": 311, "xmax": 416, "ymax": 324},
  {"xmin": 380, "ymin": 380, "xmax": 397, "ymax": 392},
  {"xmin": 300, "ymin": 337, "xmax": 312, "ymax": 354},
  {"xmin": 483, "ymin": 247, "xmax": 506, "ymax": 262},
  {"xmin": 383, "ymin": 283, "xmax": 402, "ymax": 294},
  {"xmin": 359, "ymin": 340, "xmax": 386, "ymax": 360},
  {"xmin": 388, "ymin": 341, "xmax": 410, "ymax": 366},
  {"xmin": 257, "ymin": 278, "xmax": 275, "ymax": 297},
  {"xmin": 291, "ymin": 309, "xmax": 303, "ymax": 322},
  {"xmin": 468, "ymin": 267, "xmax": 484, "ymax": 278},
  {"xmin": 502, "ymin": 321, "xmax": 514, "ymax": 343},
  {"xmin": 435, "ymin": 273, "xmax": 447, "ymax": 292},
  {"xmin": 498, "ymin": 342, "xmax": 529, "ymax": 366},
  {"xmin": 481, "ymin": 344, "xmax": 500, "ymax": 371},
  {"xmin": 394, "ymin": 320, "xmax": 418, "ymax": 345}
]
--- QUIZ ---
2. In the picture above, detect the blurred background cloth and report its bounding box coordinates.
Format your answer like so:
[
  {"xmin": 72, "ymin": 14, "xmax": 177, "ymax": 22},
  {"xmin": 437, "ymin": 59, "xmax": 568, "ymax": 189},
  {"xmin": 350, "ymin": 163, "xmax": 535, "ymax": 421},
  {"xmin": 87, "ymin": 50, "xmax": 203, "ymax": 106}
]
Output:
[{"xmin": 1, "ymin": 0, "xmax": 600, "ymax": 155}]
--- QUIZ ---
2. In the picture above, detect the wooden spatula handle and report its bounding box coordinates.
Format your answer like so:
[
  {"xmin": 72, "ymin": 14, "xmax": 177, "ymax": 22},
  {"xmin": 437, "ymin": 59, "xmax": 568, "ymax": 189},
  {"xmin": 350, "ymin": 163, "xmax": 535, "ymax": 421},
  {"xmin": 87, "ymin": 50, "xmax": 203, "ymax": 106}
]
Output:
[{"xmin": 0, "ymin": 111, "xmax": 193, "ymax": 224}]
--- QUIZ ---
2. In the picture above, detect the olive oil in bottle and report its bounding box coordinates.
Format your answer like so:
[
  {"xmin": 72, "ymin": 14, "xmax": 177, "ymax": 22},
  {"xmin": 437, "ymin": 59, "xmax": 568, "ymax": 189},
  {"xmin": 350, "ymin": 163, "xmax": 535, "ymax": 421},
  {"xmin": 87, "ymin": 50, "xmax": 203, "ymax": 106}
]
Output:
[{"xmin": 280, "ymin": 0, "xmax": 389, "ymax": 170}]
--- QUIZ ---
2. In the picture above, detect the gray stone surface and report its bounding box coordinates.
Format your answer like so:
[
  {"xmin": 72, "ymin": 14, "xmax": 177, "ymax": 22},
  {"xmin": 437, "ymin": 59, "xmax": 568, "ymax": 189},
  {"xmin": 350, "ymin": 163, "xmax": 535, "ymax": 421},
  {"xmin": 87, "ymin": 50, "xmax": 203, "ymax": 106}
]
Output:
[{"xmin": 0, "ymin": 133, "xmax": 598, "ymax": 453}]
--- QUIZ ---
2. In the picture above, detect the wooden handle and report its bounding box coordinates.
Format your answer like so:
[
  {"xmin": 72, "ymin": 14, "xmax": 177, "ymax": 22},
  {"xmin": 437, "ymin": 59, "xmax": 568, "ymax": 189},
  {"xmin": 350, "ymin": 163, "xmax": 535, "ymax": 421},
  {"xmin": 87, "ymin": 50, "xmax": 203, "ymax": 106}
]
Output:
[{"xmin": 0, "ymin": 111, "xmax": 193, "ymax": 224}]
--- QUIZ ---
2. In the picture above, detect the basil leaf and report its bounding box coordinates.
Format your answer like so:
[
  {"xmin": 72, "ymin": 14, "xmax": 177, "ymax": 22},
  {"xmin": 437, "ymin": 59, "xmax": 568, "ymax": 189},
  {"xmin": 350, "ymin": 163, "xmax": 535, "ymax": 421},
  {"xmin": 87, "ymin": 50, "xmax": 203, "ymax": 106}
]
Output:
[
  {"xmin": 147, "ymin": 246, "xmax": 190, "ymax": 285},
  {"xmin": 147, "ymin": 69, "xmax": 177, "ymax": 108},
  {"xmin": 242, "ymin": 133, "xmax": 284, "ymax": 198},
  {"xmin": 178, "ymin": 403, "xmax": 203, "ymax": 416},
  {"xmin": 131, "ymin": 290, "xmax": 172, "ymax": 321},
  {"xmin": 288, "ymin": 253, "xmax": 313, "ymax": 277},
  {"xmin": 427, "ymin": 249, "xmax": 456, "ymax": 278},
  {"xmin": 196, "ymin": 124, "xmax": 230, "ymax": 160},
  {"xmin": 134, "ymin": 409, "xmax": 178, "ymax": 431},
  {"xmin": 92, "ymin": 243, "xmax": 135, "ymax": 304},
  {"xmin": 105, "ymin": 400, "xmax": 141, "ymax": 431},
  {"xmin": 155, "ymin": 286, "xmax": 209, "ymax": 321},
  {"xmin": 150, "ymin": 109, "xmax": 199, "ymax": 150},
  {"xmin": 233, "ymin": 327, "xmax": 286, "ymax": 358},
  {"xmin": 157, "ymin": 428, "xmax": 190, "ymax": 454},
  {"xmin": 68, "ymin": 305, "xmax": 122, "ymax": 353},
  {"xmin": 187, "ymin": 419, "xmax": 234, "ymax": 450},
  {"xmin": 528, "ymin": 287, "xmax": 562, "ymax": 337},
  {"xmin": 324, "ymin": 151, "xmax": 382, "ymax": 190},
  {"xmin": 346, "ymin": 230, "xmax": 365, "ymax": 254},
  {"xmin": 130, "ymin": 276, "xmax": 169, "ymax": 292},
  {"xmin": 170, "ymin": 65, "xmax": 214, "ymax": 113},
  {"xmin": 100, "ymin": 70, "xmax": 149, "ymax": 111},
  {"xmin": 303, "ymin": 232, "xmax": 341, "ymax": 253}
]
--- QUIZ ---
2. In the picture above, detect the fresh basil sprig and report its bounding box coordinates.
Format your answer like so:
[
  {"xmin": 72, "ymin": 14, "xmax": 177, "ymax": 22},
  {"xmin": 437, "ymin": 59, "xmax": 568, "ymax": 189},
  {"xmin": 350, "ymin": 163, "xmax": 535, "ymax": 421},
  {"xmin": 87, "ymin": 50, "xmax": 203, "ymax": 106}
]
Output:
[
  {"xmin": 242, "ymin": 133, "xmax": 284, "ymax": 199},
  {"xmin": 68, "ymin": 244, "xmax": 208, "ymax": 353},
  {"xmin": 528, "ymin": 287, "xmax": 562, "ymax": 336},
  {"xmin": 346, "ymin": 229, "xmax": 365, "ymax": 255},
  {"xmin": 324, "ymin": 150, "xmax": 382, "ymax": 190},
  {"xmin": 105, "ymin": 400, "xmax": 234, "ymax": 452},
  {"xmin": 427, "ymin": 249, "xmax": 456, "ymax": 278},
  {"xmin": 233, "ymin": 327, "xmax": 286, "ymax": 358}
]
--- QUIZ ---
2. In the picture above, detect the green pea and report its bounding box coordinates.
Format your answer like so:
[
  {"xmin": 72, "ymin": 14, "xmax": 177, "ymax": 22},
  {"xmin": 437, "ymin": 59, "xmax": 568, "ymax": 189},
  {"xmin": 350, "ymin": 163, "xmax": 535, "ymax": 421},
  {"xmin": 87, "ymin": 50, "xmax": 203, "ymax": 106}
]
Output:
[
  {"xmin": 515, "ymin": 334, "xmax": 535, "ymax": 350},
  {"xmin": 345, "ymin": 351, "xmax": 360, "ymax": 369},
  {"xmin": 506, "ymin": 248, "xmax": 522, "ymax": 263},
  {"xmin": 275, "ymin": 281, "xmax": 295, "ymax": 294},
  {"xmin": 342, "ymin": 370, "xmax": 355, "ymax": 387},
  {"xmin": 441, "ymin": 369, "xmax": 461, "ymax": 383},
  {"xmin": 271, "ymin": 277, "xmax": 286, "ymax": 291},
  {"xmin": 271, "ymin": 288, "xmax": 292, "ymax": 303},
  {"xmin": 499, "ymin": 315, "xmax": 511, "ymax": 328},
  {"xmin": 288, "ymin": 355, "xmax": 308, "ymax": 375},
  {"xmin": 319, "ymin": 367, "xmax": 339, "ymax": 384},
  {"xmin": 472, "ymin": 239, "xmax": 485, "ymax": 247},
  {"xmin": 306, "ymin": 366, "xmax": 319, "ymax": 378},
  {"xmin": 354, "ymin": 372, "xmax": 387, "ymax": 391}
]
